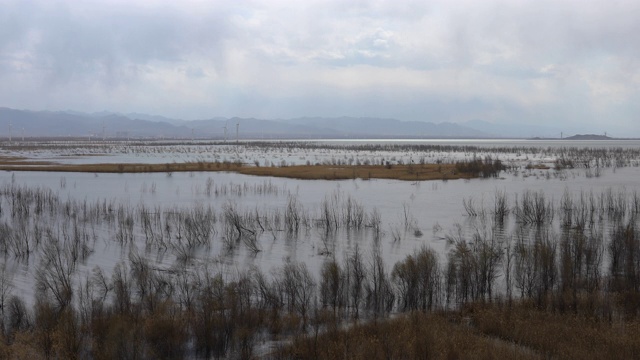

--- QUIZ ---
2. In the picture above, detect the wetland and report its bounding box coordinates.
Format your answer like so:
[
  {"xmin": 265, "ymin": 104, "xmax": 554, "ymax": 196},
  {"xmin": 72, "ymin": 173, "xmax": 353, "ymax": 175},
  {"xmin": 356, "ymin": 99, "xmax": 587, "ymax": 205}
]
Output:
[{"xmin": 0, "ymin": 138, "xmax": 639, "ymax": 359}]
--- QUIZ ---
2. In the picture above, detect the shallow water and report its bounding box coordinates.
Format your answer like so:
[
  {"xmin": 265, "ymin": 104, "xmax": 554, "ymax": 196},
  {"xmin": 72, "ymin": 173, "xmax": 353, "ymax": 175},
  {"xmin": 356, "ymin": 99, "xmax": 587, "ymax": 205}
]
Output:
[{"xmin": 2, "ymin": 160, "xmax": 640, "ymax": 304}]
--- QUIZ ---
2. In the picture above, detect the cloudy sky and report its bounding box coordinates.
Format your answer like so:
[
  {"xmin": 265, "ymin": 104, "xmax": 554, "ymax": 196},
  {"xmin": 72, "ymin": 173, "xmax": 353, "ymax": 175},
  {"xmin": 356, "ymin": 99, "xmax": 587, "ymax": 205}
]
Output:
[{"xmin": 1, "ymin": 0, "xmax": 639, "ymax": 135}]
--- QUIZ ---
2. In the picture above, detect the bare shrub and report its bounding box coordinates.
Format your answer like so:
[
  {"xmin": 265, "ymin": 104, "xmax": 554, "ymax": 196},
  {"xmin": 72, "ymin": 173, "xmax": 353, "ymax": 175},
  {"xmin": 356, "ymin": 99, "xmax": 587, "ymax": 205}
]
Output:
[
  {"xmin": 320, "ymin": 260, "xmax": 345, "ymax": 316},
  {"xmin": 35, "ymin": 231, "xmax": 77, "ymax": 311},
  {"xmin": 392, "ymin": 246, "xmax": 441, "ymax": 311}
]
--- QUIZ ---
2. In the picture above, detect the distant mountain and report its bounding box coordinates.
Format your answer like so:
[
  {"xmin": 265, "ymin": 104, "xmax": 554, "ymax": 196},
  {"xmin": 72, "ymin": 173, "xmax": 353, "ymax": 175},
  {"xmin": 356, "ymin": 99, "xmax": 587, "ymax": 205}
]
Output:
[
  {"xmin": 0, "ymin": 107, "xmax": 191, "ymax": 138},
  {"xmin": 0, "ymin": 107, "xmax": 522, "ymax": 139},
  {"xmin": 125, "ymin": 113, "xmax": 188, "ymax": 126},
  {"xmin": 184, "ymin": 117, "xmax": 341, "ymax": 139},
  {"xmin": 463, "ymin": 119, "xmax": 564, "ymax": 138},
  {"xmin": 283, "ymin": 117, "xmax": 490, "ymax": 138}
]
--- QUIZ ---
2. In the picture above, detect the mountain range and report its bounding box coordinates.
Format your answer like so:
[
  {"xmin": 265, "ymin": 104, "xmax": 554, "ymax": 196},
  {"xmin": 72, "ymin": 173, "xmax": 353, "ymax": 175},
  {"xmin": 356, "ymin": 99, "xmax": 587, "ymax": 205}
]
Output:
[{"xmin": 0, "ymin": 107, "xmax": 564, "ymax": 139}]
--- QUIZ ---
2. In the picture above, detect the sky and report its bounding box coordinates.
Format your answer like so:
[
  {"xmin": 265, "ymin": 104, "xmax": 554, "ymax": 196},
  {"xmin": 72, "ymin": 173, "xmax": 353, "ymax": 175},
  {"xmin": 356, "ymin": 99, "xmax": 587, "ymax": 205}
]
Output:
[{"xmin": 1, "ymin": 0, "xmax": 639, "ymax": 136}]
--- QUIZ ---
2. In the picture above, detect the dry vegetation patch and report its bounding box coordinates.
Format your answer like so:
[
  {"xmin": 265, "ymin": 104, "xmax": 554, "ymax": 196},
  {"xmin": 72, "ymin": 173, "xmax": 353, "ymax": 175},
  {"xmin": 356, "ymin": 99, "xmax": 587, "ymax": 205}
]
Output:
[
  {"xmin": 279, "ymin": 302, "xmax": 640, "ymax": 360},
  {"xmin": 239, "ymin": 163, "xmax": 472, "ymax": 181},
  {"xmin": 0, "ymin": 156, "xmax": 53, "ymax": 166},
  {"xmin": 467, "ymin": 302, "xmax": 640, "ymax": 359},
  {"xmin": 0, "ymin": 161, "xmax": 243, "ymax": 174},
  {"xmin": 0, "ymin": 161, "xmax": 482, "ymax": 181},
  {"xmin": 279, "ymin": 310, "xmax": 540, "ymax": 359}
]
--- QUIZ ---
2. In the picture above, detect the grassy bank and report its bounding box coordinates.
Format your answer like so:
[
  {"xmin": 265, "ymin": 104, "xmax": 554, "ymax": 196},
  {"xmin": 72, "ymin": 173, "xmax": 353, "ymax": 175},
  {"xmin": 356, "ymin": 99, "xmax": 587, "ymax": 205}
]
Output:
[{"xmin": 0, "ymin": 159, "xmax": 503, "ymax": 181}]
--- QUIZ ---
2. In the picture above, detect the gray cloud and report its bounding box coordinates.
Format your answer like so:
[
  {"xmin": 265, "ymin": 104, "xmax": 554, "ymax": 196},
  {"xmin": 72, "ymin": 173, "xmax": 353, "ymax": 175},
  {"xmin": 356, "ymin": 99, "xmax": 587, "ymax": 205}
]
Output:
[
  {"xmin": 0, "ymin": 0, "xmax": 639, "ymax": 135},
  {"xmin": 1, "ymin": 1, "xmax": 233, "ymax": 86}
]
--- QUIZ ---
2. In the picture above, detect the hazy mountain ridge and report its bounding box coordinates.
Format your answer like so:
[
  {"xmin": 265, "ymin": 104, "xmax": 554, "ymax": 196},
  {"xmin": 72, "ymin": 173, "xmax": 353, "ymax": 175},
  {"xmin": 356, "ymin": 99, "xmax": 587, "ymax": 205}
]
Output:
[
  {"xmin": 283, "ymin": 117, "xmax": 491, "ymax": 138},
  {"xmin": 463, "ymin": 119, "xmax": 565, "ymax": 138},
  {"xmin": 0, "ymin": 107, "xmax": 548, "ymax": 139},
  {"xmin": 1, "ymin": 108, "xmax": 193, "ymax": 138}
]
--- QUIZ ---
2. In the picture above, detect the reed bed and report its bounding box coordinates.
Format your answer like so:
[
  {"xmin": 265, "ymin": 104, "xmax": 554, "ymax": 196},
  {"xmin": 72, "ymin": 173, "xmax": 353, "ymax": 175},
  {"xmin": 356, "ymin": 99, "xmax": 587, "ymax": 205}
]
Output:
[{"xmin": 0, "ymin": 160, "xmax": 500, "ymax": 181}]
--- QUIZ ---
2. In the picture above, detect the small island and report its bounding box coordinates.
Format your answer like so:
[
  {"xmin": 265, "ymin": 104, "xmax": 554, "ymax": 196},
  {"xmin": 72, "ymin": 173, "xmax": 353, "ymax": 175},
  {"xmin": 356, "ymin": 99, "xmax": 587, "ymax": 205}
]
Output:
[
  {"xmin": 529, "ymin": 134, "xmax": 616, "ymax": 140},
  {"xmin": 563, "ymin": 134, "xmax": 613, "ymax": 140}
]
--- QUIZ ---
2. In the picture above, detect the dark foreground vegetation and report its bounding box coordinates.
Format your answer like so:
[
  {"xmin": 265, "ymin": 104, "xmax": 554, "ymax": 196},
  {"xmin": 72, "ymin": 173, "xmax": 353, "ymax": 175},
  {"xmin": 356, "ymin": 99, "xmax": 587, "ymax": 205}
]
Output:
[{"xmin": 0, "ymin": 176, "xmax": 639, "ymax": 358}]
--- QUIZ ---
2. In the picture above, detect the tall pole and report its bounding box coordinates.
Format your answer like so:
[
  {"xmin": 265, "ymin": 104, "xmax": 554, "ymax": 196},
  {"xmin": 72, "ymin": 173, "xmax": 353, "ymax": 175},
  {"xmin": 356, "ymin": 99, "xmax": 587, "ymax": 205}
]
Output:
[
  {"xmin": 9, "ymin": 122, "xmax": 12, "ymax": 143},
  {"xmin": 235, "ymin": 122, "xmax": 240, "ymax": 159}
]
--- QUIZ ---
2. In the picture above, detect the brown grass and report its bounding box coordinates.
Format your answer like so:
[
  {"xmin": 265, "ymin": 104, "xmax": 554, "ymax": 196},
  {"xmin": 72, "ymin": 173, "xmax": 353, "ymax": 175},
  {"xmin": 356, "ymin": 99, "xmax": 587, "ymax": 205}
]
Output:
[
  {"xmin": 279, "ymin": 310, "xmax": 540, "ymax": 360},
  {"xmin": 466, "ymin": 301, "xmax": 640, "ymax": 359},
  {"xmin": 279, "ymin": 301, "xmax": 640, "ymax": 360},
  {"xmin": 0, "ymin": 160, "xmax": 243, "ymax": 174},
  {"xmin": 0, "ymin": 159, "xmax": 476, "ymax": 181},
  {"xmin": 525, "ymin": 163, "xmax": 551, "ymax": 170},
  {"xmin": 240, "ymin": 163, "xmax": 471, "ymax": 181}
]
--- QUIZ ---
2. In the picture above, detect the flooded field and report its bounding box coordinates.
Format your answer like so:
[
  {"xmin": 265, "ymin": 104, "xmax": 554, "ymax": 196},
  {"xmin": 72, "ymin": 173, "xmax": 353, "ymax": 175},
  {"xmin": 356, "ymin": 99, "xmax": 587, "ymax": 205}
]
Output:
[
  {"xmin": 5, "ymin": 138, "xmax": 640, "ymax": 169},
  {"xmin": 1, "ymin": 139, "xmax": 640, "ymax": 358}
]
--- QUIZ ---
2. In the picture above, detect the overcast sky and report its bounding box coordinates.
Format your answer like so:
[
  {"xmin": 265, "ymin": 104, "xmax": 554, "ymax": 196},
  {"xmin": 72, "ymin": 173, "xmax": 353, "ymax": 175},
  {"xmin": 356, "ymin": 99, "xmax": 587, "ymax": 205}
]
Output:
[{"xmin": 1, "ymin": 0, "xmax": 639, "ymax": 135}]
